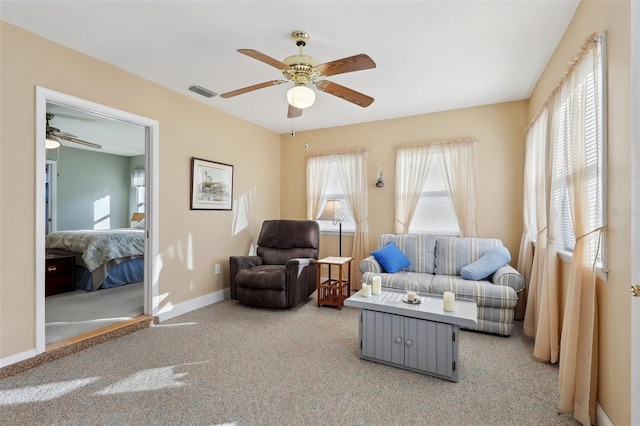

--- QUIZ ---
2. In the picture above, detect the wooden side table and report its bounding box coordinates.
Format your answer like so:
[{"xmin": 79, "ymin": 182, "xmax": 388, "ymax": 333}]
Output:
[{"xmin": 317, "ymin": 256, "xmax": 352, "ymax": 310}]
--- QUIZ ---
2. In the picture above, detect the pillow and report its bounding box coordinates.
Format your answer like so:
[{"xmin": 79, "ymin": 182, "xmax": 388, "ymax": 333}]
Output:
[
  {"xmin": 371, "ymin": 241, "xmax": 412, "ymax": 273},
  {"xmin": 460, "ymin": 246, "xmax": 511, "ymax": 281}
]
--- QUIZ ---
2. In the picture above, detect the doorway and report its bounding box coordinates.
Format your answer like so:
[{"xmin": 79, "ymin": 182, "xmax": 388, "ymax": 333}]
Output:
[{"xmin": 35, "ymin": 87, "xmax": 159, "ymax": 354}]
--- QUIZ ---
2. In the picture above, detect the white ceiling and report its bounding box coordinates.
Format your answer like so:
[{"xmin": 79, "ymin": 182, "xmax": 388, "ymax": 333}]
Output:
[
  {"xmin": 2, "ymin": 0, "xmax": 579, "ymax": 139},
  {"xmin": 46, "ymin": 103, "xmax": 146, "ymax": 156}
]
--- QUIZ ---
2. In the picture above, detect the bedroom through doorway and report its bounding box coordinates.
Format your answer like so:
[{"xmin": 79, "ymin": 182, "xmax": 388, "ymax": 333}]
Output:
[{"xmin": 35, "ymin": 88, "xmax": 159, "ymax": 353}]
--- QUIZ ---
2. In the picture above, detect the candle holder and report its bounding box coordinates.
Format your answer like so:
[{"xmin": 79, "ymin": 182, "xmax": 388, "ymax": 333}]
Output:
[{"xmin": 403, "ymin": 278, "xmax": 420, "ymax": 304}]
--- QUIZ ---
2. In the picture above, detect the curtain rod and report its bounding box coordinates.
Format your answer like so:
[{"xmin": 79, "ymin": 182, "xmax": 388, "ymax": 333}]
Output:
[
  {"xmin": 525, "ymin": 32, "xmax": 603, "ymax": 132},
  {"xmin": 396, "ymin": 137, "xmax": 478, "ymax": 150},
  {"xmin": 307, "ymin": 148, "xmax": 368, "ymax": 158}
]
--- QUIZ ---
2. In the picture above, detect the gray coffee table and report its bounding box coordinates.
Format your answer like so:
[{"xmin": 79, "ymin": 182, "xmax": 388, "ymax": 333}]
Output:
[{"xmin": 343, "ymin": 288, "xmax": 478, "ymax": 382}]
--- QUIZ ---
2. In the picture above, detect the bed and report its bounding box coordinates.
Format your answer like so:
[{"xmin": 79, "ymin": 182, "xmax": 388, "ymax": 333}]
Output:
[{"xmin": 45, "ymin": 229, "xmax": 145, "ymax": 291}]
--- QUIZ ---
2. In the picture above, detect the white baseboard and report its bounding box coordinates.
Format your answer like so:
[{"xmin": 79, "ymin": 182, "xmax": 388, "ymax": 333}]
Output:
[
  {"xmin": 155, "ymin": 287, "xmax": 230, "ymax": 323},
  {"xmin": 596, "ymin": 402, "xmax": 614, "ymax": 426},
  {"xmin": 0, "ymin": 348, "xmax": 38, "ymax": 368}
]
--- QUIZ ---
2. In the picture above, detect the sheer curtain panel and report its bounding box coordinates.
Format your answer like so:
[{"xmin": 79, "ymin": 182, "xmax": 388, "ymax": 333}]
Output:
[{"xmin": 521, "ymin": 33, "xmax": 605, "ymax": 426}]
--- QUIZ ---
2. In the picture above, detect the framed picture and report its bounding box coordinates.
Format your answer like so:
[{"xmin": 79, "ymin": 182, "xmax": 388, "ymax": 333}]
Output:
[{"xmin": 190, "ymin": 157, "xmax": 233, "ymax": 210}]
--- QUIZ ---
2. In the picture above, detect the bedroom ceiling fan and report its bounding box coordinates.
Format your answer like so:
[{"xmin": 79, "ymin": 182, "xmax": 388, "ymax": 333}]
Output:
[
  {"xmin": 220, "ymin": 30, "xmax": 376, "ymax": 118},
  {"xmin": 46, "ymin": 113, "xmax": 102, "ymax": 150}
]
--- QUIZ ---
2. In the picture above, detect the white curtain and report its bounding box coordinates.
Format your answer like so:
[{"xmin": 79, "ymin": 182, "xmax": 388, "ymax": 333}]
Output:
[
  {"xmin": 335, "ymin": 151, "xmax": 369, "ymax": 287},
  {"xmin": 536, "ymin": 102, "xmax": 561, "ymax": 363},
  {"xmin": 523, "ymin": 99, "xmax": 561, "ymax": 364},
  {"xmin": 523, "ymin": 109, "xmax": 557, "ymax": 342},
  {"xmin": 522, "ymin": 34, "xmax": 603, "ymax": 425},
  {"xmin": 306, "ymin": 156, "xmax": 332, "ymax": 220},
  {"xmin": 437, "ymin": 139, "xmax": 479, "ymax": 237},
  {"xmin": 131, "ymin": 169, "xmax": 145, "ymax": 188},
  {"xmin": 516, "ymin": 123, "xmax": 537, "ymax": 320},
  {"xmin": 557, "ymin": 38, "xmax": 602, "ymax": 426},
  {"xmin": 394, "ymin": 146, "xmax": 432, "ymax": 234}
]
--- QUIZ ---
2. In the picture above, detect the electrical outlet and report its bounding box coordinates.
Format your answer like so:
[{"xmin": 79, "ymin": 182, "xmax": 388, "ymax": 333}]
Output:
[{"xmin": 215, "ymin": 264, "xmax": 221, "ymax": 275}]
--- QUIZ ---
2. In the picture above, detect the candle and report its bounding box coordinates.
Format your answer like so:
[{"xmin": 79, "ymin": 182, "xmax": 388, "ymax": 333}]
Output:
[
  {"xmin": 362, "ymin": 283, "xmax": 371, "ymax": 297},
  {"xmin": 407, "ymin": 291, "xmax": 416, "ymax": 302},
  {"xmin": 443, "ymin": 291, "xmax": 455, "ymax": 311},
  {"xmin": 372, "ymin": 276, "xmax": 382, "ymax": 295}
]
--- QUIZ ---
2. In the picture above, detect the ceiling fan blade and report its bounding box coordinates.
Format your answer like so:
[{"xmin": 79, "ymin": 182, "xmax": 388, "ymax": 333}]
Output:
[
  {"xmin": 287, "ymin": 105, "xmax": 303, "ymax": 118},
  {"xmin": 316, "ymin": 54, "xmax": 376, "ymax": 77},
  {"xmin": 315, "ymin": 80, "xmax": 374, "ymax": 108},
  {"xmin": 238, "ymin": 49, "xmax": 292, "ymax": 71},
  {"xmin": 60, "ymin": 135, "xmax": 103, "ymax": 149},
  {"xmin": 52, "ymin": 130, "xmax": 78, "ymax": 139},
  {"xmin": 219, "ymin": 80, "xmax": 286, "ymax": 98}
]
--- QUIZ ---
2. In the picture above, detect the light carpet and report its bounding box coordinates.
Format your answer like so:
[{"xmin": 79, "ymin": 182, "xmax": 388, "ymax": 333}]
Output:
[
  {"xmin": 2, "ymin": 292, "xmax": 579, "ymax": 425},
  {"xmin": 45, "ymin": 282, "xmax": 144, "ymax": 345}
]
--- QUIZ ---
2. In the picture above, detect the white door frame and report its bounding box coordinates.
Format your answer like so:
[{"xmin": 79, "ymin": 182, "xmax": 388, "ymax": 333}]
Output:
[
  {"xmin": 45, "ymin": 160, "xmax": 57, "ymax": 234},
  {"xmin": 35, "ymin": 87, "xmax": 160, "ymax": 354},
  {"xmin": 631, "ymin": 1, "xmax": 639, "ymax": 424}
]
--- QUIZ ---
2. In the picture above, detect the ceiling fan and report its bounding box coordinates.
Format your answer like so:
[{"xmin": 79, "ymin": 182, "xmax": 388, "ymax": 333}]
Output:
[
  {"xmin": 46, "ymin": 113, "xmax": 102, "ymax": 149},
  {"xmin": 220, "ymin": 30, "xmax": 376, "ymax": 118}
]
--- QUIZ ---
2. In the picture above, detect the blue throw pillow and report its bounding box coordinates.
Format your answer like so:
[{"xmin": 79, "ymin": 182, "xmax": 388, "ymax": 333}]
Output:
[
  {"xmin": 371, "ymin": 241, "xmax": 412, "ymax": 273},
  {"xmin": 460, "ymin": 246, "xmax": 511, "ymax": 280}
]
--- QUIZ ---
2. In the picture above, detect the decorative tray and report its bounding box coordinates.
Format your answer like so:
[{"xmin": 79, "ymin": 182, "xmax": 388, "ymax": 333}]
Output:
[{"xmin": 402, "ymin": 296, "xmax": 422, "ymax": 305}]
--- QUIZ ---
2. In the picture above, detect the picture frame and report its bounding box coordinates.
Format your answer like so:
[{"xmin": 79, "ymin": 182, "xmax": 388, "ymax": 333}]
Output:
[{"xmin": 190, "ymin": 157, "xmax": 233, "ymax": 210}]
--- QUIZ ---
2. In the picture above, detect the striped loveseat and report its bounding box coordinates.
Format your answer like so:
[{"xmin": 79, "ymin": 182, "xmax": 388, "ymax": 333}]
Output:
[{"xmin": 360, "ymin": 234, "xmax": 525, "ymax": 336}]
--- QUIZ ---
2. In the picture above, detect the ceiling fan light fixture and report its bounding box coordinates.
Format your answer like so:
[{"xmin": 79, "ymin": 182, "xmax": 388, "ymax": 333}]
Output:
[
  {"xmin": 287, "ymin": 85, "xmax": 315, "ymax": 109},
  {"xmin": 45, "ymin": 136, "xmax": 61, "ymax": 149}
]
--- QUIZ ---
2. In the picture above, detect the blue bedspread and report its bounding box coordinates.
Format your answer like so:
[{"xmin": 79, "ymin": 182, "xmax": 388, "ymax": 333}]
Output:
[
  {"xmin": 45, "ymin": 229, "xmax": 144, "ymax": 272},
  {"xmin": 74, "ymin": 258, "xmax": 144, "ymax": 291}
]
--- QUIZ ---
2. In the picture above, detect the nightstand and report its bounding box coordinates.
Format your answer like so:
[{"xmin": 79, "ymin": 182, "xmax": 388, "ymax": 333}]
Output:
[{"xmin": 45, "ymin": 250, "xmax": 76, "ymax": 296}]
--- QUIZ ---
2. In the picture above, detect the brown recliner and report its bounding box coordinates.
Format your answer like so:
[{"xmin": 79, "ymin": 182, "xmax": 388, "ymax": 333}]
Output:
[{"xmin": 229, "ymin": 220, "xmax": 319, "ymax": 308}]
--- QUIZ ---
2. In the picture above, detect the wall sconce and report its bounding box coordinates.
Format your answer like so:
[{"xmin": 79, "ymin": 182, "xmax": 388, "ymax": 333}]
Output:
[{"xmin": 376, "ymin": 166, "xmax": 384, "ymax": 188}]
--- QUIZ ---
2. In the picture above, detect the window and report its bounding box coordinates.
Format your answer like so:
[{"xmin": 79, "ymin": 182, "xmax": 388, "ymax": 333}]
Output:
[
  {"xmin": 395, "ymin": 139, "xmax": 477, "ymax": 236},
  {"xmin": 528, "ymin": 34, "xmax": 606, "ymax": 268},
  {"xmin": 408, "ymin": 152, "xmax": 460, "ymax": 235},
  {"xmin": 556, "ymin": 39, "xmax": 605, "ymax": 267},
  {"xmin": 316, "ymin": 162, "xmax": 355, "ymax": 233},
  {"xmin": 131, "ymin": 169, "xmax": 145, "ymax": 213}
]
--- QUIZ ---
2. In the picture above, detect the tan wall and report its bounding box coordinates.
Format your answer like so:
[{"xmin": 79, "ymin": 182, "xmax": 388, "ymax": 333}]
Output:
[
  {"xmin": 280, "ymin": 101, "xmax": 527, "ymax": 262},
  {"xmin": 527, "ymin": 1, "xmax": 631, "ymax": 424},
  {"xmin": 0, "ymin": 23, "xmax": 281, "ymax": 358}
]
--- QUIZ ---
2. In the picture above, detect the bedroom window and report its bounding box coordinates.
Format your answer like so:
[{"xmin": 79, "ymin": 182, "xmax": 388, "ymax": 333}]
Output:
[{"xmin": 131, "ymin": 169, "xmax": 145, "ymax": 213}]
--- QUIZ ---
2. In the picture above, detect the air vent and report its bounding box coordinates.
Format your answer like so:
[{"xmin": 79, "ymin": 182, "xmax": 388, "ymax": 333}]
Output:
[{"xmin": 188, "ymin": 85, "xmax": 217, "ymax": 98}]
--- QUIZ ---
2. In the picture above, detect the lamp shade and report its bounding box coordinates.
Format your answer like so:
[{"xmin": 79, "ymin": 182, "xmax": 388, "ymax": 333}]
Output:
[
  {"xmin": 46, "ymin": 137, "xmax": 61, "ymax": 149},
  {"xmin": 286, "ymin": 85, "xmax": 315, "ymax": 109},
  {"xmin": 131, "ymin": 212, "xmax": 145, "ymax": 222},
  {"xmin": 317, "ymin": 199, "xmax": 346, "ymax": 224}
]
